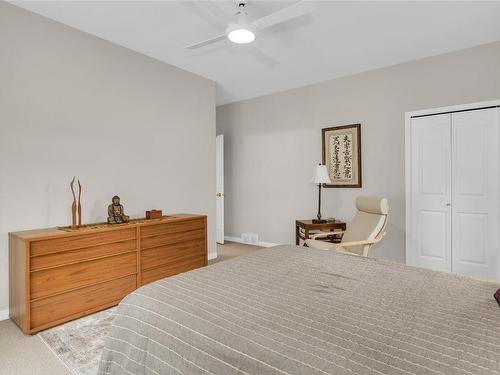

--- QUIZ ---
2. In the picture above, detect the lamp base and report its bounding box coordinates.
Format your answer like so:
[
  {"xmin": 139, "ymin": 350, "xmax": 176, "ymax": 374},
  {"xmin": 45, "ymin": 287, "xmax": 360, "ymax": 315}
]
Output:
[{"xmin": 312, "ymin": 219, "xmax": 327, "ymax": 224}]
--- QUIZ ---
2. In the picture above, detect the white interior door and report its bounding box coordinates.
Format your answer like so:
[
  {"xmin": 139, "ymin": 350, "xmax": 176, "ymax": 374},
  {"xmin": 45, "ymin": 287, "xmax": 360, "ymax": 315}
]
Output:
[
  {"xmin": 451, "ymin": 108, "xmax": 499, "ymax": 279},
  {"xmin": 408, "ymin": 114, "xmax": 452, "ymax": 272},
  {"xmin": 216, "ymin": 134, "xmax": 224, "ymax": 244}
]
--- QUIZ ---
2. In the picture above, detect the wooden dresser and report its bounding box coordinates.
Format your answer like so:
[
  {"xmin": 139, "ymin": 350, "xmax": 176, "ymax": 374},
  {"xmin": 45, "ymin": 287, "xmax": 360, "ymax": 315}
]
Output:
[{"xmin": 9, "ymin": 214, "xmax": 207, "ymax": 334}]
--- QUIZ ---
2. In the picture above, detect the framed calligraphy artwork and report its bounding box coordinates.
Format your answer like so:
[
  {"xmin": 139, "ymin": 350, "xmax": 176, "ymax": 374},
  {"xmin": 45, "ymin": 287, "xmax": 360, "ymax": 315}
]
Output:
[{"xmin": 322, "ymin": 124, "xmax": 362, "ymax": 188}]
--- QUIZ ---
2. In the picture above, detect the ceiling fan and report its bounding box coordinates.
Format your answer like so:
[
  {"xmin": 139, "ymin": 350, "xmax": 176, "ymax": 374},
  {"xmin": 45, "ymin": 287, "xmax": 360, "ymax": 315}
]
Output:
[{"xmin": 185, "ymin": 0, "xmax": 315, "ymax": 49}]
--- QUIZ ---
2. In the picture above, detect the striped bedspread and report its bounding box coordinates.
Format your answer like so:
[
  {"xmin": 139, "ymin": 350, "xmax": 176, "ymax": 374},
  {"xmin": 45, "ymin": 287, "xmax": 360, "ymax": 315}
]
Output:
[{"xmin": 98, "ymin": 245, "xmax": 500, "ymax": 375}]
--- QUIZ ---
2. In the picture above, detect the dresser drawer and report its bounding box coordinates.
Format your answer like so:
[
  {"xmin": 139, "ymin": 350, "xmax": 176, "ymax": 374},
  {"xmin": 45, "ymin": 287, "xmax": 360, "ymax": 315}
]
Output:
[
  {"xmin": 141, "ymin": 254, "xmax": 205, "ymax": 285},
  {"xmin": 30, "ymin": 275, "xmax": 136, "ymax": 332},
  {"xmin": 140, "ymin": 219, "xmax": 204, "ymax": 239},
  {"xmin": 141, "ymin": 240, "xmax": 205, "ymax": 271},
  {"xmin": 31, "ymin": 239, "xmax": 136, "ymax": 271},
  {"xmin": 30, "ymin": 228, "xmax": 137, "ymax": 257},
  {"xmin": 141, "ymin": 229, "xmax": 204, "ymax": 250},
  {"xmin": 31, "ymin": 252, "xmax": 137, "ymax": 300}
]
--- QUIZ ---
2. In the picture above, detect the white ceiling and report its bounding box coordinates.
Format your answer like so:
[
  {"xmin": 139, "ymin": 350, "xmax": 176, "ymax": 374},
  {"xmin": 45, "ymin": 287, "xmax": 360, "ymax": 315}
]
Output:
[{"xmin": 11, "ymin": 1, "xmax": 500, "ymax": 105}]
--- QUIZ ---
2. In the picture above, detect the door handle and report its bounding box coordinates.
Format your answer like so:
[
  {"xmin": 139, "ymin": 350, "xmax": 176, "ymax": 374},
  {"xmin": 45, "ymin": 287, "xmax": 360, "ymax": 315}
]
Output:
[{"xmin": 445, "ymin": 203, "xmax": 451, "ymax": 206}]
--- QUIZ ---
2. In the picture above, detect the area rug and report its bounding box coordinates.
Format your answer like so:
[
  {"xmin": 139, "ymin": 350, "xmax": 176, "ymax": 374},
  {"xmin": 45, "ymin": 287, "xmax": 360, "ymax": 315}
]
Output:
[{"xmin": 38, "ymin": 307, "xmax": 115, "ymax": 375}]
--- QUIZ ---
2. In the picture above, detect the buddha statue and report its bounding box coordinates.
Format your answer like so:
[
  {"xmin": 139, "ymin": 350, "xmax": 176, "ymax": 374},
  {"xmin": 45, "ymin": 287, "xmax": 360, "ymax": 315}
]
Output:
[{"xmin": 107, "ymin": 196, "xmax": 129, "ymax": 224}]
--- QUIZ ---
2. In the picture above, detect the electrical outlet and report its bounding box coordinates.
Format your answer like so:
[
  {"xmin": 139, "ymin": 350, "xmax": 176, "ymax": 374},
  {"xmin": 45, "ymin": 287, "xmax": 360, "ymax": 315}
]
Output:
[{"xmin": 241, "ymin": 233, "xmax": 259, "ymax": 245}]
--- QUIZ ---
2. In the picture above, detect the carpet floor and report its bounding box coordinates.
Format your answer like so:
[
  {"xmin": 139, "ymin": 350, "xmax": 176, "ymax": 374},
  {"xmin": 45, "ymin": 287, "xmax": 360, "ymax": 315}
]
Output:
[
  {"xmin": 0, "ymin": 242, "xmax": 261, "ymax": 375},
  {"xmin": 0, "ymin": 318, "xmax": 71, "ymax": 375}
]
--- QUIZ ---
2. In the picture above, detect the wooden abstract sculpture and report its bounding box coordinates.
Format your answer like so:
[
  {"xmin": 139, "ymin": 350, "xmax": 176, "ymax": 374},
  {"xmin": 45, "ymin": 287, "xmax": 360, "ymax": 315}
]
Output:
[
  {"xmin": 70, "ymin": 177, "xmax": 83, "ymax": 228},
  {"xmin": 78, "ymin": 179, "xmax": 82, "ymax": 227},
  {"xmin": 70, "ymin": 177, "xmax": 77, "ymax": 229}
]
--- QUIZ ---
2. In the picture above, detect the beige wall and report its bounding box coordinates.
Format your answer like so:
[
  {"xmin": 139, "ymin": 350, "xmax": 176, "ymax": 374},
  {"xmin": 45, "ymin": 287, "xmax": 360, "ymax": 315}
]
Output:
[
  {"xmin": 217, "ymin": 41, "xmax": 500, "ymax": 262},
  {"xmin": 0, "ymin": 2, "xmax": 216, "ymax": 317}
]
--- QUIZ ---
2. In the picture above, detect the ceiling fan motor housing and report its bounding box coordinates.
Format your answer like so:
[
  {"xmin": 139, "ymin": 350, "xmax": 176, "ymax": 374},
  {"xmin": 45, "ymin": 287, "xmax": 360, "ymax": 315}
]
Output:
[{"xmin": 226, "ymin": 1, "xmax": 255, "ymax": 44}]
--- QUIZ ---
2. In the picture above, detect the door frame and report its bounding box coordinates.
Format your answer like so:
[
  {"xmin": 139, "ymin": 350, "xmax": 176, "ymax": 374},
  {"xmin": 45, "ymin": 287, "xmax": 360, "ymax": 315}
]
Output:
[
  {"xmin": 404, "ymin": 99, "xmax": 500, "ymax": 266},
  {"xmin": 216, "ymin": 134, "xmax": 224, "ymax": 245}
]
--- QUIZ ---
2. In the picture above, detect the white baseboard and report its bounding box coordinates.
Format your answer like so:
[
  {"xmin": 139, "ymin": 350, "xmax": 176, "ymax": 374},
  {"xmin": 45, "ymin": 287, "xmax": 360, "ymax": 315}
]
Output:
[
  {"xmin": 208, "ymin": 252, "xmax": 218, "ymax": 261},
  {"xmin": 224, "ymin": 236, "xmax": 279, "ymax": 248},
  {"xmin": 0, "ymin": 309, "xmax": 9, "ymax": 321}
]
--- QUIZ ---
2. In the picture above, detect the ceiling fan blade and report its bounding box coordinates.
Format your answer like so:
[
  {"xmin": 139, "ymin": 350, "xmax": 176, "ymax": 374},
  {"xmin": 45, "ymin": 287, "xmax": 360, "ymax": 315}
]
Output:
[
  {"xmin": 251, "ymin": 1, "xmax": 315, "ymax": 30},
  {"xmin": 180, "ymin": 1, "xmax": 226, "ymax": 29},
  {"xmin": 198, "ymin": 0, "xmax": 232, "ymax": 22},
  {"xmin": 249, "ymin": 46, "xmax": 279, "ymax": 68},
  {"xmin": 185, "ymin": 34, "xmax": 226, "ymax": 50}
]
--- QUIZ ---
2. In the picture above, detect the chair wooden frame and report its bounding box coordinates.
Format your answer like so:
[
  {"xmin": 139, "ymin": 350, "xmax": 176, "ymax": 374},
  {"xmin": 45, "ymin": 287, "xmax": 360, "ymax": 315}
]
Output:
[{"xmin": 308, "ymin": 211, "xmax": 388, "ymax": 257}]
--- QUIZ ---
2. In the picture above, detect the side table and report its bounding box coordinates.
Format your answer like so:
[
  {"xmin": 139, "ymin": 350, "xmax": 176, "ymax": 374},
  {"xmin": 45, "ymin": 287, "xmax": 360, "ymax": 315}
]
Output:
[{"xmin": 295, "ymin": 219, "xmax": 347, "ymax": 246}]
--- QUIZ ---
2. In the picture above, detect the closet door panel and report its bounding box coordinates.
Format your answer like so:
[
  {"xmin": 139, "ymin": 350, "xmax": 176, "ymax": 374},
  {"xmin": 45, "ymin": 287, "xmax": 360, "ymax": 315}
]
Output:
[
  {"xmin": 456, "ymin": 213, "xmax": 487, "ymax": 264},
  {"xmin": 408, "ymin": 114, "xmax": 452, "ymax": 272},
  {"xmin": 419, "ymin": 211, "xmax": 448, "ymax": 259},
  {"xmin": 451, "ymin": 108, "xmax": 499, "ymax": 279}
]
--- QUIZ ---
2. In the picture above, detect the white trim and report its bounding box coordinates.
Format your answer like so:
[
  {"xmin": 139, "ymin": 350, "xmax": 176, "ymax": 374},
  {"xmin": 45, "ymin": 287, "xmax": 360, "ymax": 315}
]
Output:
[
  {"xmin": 208, "ymin": 252, "xmax": 218, "ymax": 261},
  {"xmin": 405, "ymin": 99, "xmax": 500, "ymax": 118},
  {"xmin": 258, "ymin": 241, "xmax": 280, "ymax": 248},
  {"xmin": 0, "ymin": 309, "xmax": 9, "ymax": 321},
  {"xmin": 216, "ymin": 134, "xmax": 225, "ymax": 244},
  {"xmin": 404, "ymin": 99, "xmax": 500, "ymax": 266},
  {"xmin": 405, "ymin": 111, "xmax": 412, "ymax": 266},
  {"xmin": 224, "ymin": 236, "xmax": 279, "ymax": 248}
]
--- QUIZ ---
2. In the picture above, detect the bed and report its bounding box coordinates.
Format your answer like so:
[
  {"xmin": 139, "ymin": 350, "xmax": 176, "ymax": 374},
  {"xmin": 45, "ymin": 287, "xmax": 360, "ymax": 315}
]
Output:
[{"xmin": 98, "ymin": 245, "xmax": 500, "ymax": 375}]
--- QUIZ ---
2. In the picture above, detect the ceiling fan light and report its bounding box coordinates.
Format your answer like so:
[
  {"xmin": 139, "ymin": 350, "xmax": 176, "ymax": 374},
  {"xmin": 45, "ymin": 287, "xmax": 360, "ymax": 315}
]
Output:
[{"xmin": 227, "ymin": 26, "xmax": 255, "ymax": 44}]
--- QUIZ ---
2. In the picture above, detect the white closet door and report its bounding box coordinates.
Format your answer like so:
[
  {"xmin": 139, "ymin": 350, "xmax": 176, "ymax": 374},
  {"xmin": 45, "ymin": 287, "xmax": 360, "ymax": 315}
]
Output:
[
  {"xmin": 451, "ymin": 108, "xmax": 499, "ymax": 279},
  {"xmin": 409, "ymin": 114, "xmax": 452, "ymax": 272}
]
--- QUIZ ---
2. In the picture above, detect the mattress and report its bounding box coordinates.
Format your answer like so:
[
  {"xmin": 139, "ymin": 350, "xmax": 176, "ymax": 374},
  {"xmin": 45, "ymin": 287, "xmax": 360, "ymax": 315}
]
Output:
[{"xmin": 98, "ymin": 245, "xmax": 500, "ymax": 375}]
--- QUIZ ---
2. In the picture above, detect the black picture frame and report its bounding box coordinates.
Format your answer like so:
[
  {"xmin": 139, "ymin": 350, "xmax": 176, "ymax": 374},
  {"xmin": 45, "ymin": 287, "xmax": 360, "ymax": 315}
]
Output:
[{"xmin": 321, "ymin": 123, "xmax": 362, "ymax": 188}]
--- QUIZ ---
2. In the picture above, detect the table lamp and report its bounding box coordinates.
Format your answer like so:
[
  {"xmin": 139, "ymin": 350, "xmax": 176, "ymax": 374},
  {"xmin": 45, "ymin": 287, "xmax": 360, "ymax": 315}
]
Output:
[{"xmin": 312, "ymin": 164, "xmax": 332, "ymax": 223}]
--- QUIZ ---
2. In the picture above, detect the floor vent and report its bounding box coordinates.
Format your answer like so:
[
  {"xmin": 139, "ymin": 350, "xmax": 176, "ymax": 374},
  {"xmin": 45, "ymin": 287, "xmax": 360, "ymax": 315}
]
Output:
[{"xmin": 241, "ymin": 233, "xmax": 259, "ymax": 245}]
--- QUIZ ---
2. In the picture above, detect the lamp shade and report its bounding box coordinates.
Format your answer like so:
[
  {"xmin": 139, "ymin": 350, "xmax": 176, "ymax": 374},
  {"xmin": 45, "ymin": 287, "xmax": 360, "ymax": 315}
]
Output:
[{"xmin": 313, "ymin": 164, "xmax": 332, "ymax": 184}]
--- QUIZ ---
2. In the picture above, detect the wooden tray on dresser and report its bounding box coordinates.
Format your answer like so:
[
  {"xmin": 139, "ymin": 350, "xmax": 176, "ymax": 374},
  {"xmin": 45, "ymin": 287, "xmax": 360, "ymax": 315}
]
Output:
[{"xmin": 9, "ymin": 214, "xmax": 207, "ymax": 334}]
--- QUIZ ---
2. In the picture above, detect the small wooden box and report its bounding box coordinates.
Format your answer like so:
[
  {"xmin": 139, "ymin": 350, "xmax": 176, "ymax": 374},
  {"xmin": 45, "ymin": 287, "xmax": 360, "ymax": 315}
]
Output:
[{"xmin": 146, "ymin": 210, "xmax": 162, "ymax": 219}]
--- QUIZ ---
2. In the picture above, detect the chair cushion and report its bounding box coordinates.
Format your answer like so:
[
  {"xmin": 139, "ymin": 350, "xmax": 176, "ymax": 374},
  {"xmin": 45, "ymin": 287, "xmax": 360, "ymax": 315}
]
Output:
[
  {"xmin": 341, "ymin": 211, "xmax": 385, "ymax": 255},
  {"xmin": 356, "ymin": 196, "xmax": 389, "ymax": 215}
]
